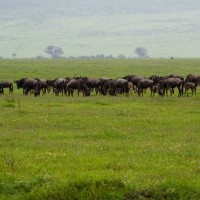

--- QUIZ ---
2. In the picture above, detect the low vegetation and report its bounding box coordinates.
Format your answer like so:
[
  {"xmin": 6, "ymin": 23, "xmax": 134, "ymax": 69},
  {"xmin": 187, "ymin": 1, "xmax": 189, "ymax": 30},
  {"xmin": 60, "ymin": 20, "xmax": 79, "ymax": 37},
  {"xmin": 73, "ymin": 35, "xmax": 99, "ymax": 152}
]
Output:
[{"xmin": 0, "ymin": 58, "xmax": 200, "ymax": 199}]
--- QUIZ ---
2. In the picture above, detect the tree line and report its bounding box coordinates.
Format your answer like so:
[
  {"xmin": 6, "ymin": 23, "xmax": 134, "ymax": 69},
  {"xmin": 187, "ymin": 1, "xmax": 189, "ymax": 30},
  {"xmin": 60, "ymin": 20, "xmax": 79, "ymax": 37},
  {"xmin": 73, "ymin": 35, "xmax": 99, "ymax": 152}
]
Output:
[{"xmin": 0, "ymin": 46, "xmax": 149, "ymax": 60}]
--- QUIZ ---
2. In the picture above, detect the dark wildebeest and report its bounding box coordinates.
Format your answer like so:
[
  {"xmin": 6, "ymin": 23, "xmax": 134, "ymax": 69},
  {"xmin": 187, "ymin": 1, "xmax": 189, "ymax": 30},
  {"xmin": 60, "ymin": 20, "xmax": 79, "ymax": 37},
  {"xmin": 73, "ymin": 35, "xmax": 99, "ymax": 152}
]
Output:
[
  {"xmin": 46, "ymin": 79, "xmax": 56, "ymax": 93},
  {"xmin": 112, "ymin": 79, "xmax": 129, "ymax": 96},
  {"xmin": 0, "ymin": 81, "xmax": 13, "ymax": 94},
  {"xmin": 53, "ymin": 78, "xmax": 67, "ymax": 96},
  {"xmin": 67, "ymin": 78, "xmax": 90, "ymax": 97},
  {"xmin": 23, "ymin": 79, "xmax": 40, "ymax": 96},
  {"xmin": 137, "ymin": 79, "xmax": 154, "ymax": 97},
  {"xmin": 99, "ymin": 77, "xmax": 111, "ymax": 95},
  {"xmin": 34, "ymin": 78, "xmax": 48, "ymax": 95},
  {"xmin": 185, "ymin": 74, "xmax": 200, "ymax": 85},
  {"xmin": 86, "ymin": 78, "xmax": 101, "ymax": 95},
  {"xmin": 157, "ymin": 77, "xmax": 183, "ymax": 97},
  {"xmin": 156, "ymin": 78, "xmax": 170, "ymax": 96},
  {"xmin": 184, "ymin": 82, "xmax": 197, "ymax": 96},
  {"xmin": 14, "ymin": 78, "xmax": 28, "ymax": 94},
  {"xmin": 126, "ymin": 76, "xmax": 145, "ymax": 92}
]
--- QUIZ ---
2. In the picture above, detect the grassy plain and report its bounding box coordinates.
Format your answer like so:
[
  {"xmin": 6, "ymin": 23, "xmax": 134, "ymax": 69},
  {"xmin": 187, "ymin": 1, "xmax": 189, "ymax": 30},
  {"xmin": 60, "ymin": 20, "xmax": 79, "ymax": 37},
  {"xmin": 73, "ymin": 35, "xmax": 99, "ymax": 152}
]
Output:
[{"xmin": 0, "ymin": 58, "xmax": 200, "ymax": 199}]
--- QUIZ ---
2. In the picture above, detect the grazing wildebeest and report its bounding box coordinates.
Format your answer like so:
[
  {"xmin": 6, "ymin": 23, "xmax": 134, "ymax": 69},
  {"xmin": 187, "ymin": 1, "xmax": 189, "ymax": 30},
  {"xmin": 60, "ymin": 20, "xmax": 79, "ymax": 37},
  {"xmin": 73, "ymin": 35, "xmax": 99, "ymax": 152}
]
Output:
[
  {"xmin": 127, "ymin": 76, "xmax": 145, "ymax": 92},
  {"xmin": 67, "ymin": 78, "xmax": 90, "ymax": 97},
  {"xmin": 157, "ymin": 77, "xmax": 183, "ymax": 97},
  {"xmin": 185, "ymin": 74, "xmax": 200, "ymax": 85},
  {"xmin": 112, "ymin": 79, "xmax": 129, "ymax": 96},
  {"xmin": 0, "ymin": 81, "xmax": 13, "ymax": 94},
  {"xmin": 86, "ymin": 78, "xmax": 101, "ymax": 95},
  {"xmin": 23, "ymin": 79, "xmax": 40, "ymax": 96},
  {"xmin": 184, "ymin": 82, "xmax": 197, "ymax": 96},
  {"xmin": 53, "ymin": 78, "xmax": 67, "ymax": 96},
  {"xmin": 156, "ymin": 78, "xmax": 170, "ymax": 96},
  {"xmin": 99, "ymin": 77, "xmax": 112, "ymax": 95},
  {"xmin": 14, "ymin": 78, "xmax": 28, "ymax": 94},
  {"xmin": 137, "ymin": 79, "xmax": 154, "ymax": 97},
  {"xmin": 46, "ymin": 79, "xmax": 56, "ymax": 93},
  {"xmin": 34, "ymin": 78, "xmax": 48, "ymax": 95}
]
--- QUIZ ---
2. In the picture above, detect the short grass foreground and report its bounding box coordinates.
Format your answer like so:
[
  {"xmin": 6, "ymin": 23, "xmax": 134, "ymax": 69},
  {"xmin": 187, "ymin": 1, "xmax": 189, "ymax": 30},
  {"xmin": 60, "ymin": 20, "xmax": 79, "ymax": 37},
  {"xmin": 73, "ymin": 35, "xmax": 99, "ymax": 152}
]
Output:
[{"xmin": 0, "ymin": 59, "xmax": 200, "ymax": 199}]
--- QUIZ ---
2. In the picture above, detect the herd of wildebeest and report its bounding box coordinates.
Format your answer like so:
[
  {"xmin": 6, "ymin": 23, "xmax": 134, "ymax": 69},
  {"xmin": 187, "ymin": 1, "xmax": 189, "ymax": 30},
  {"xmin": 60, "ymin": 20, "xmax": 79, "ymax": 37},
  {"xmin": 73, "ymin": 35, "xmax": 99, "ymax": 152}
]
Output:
[{"xmin": 0, "ymin": 74, "xmax": 199, "ymax": 97}]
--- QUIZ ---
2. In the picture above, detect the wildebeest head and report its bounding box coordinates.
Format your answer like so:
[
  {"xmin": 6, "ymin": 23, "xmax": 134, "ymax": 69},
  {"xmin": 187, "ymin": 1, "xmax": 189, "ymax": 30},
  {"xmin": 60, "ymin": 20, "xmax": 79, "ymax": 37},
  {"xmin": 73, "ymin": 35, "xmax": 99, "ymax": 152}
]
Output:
[{"xmin": 158, "ymin": 89, "xmax": 164, "ymax": 96}]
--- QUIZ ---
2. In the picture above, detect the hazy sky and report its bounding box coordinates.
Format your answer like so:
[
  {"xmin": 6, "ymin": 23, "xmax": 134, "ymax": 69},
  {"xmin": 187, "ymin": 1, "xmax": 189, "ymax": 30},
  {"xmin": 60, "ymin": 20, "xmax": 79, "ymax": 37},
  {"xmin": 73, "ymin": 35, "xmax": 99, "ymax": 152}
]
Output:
[{"xmin": 0, "ymin": 0, "xmax": 200, "ymax": 58}]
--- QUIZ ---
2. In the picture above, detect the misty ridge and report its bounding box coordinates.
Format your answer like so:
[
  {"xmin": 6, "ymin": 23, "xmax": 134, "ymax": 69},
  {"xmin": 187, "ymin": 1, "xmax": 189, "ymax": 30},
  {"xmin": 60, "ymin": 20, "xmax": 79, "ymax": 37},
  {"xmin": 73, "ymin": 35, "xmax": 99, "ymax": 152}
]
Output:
[
  {"xmin": 0, "ymin": 0, "xmax": 200, "ymax": 58},
  {"xmin": 1, "ymin": 0, "xmax": 200, "ymax": 16}
]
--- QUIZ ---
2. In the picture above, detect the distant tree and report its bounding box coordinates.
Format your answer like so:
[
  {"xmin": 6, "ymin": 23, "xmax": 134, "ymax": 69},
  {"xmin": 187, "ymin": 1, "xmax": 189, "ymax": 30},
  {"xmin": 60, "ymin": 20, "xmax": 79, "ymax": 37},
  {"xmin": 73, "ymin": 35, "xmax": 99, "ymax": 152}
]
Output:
[
  {"xmin": 135, "ymin": 47, "xmax": 148, "ymax": 58},
  {"xmin": 44, "ymin": 45, "xmax": 64, "ymax": 58},
  {"xmin": 12, "ymin": 53, "xmax": 16, "ymax": 59}
]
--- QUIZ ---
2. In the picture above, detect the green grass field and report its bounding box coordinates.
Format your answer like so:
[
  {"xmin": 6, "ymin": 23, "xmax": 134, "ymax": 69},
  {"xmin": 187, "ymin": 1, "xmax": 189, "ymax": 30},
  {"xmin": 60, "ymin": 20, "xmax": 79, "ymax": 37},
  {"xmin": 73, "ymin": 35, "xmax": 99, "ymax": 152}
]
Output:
[{"xmin": 0, "ymin": 59, "xmax": 200, "ymax": 199}]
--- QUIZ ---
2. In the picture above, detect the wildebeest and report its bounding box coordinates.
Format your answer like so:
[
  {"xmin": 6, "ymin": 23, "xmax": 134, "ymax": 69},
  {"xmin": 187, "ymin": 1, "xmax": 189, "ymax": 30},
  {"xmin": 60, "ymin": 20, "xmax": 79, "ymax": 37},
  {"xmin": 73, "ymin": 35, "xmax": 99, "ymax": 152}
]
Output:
[
  {"xmin": 46, "ymin": 79, "xmax": 56, "ymax": 93},
  {"xmin": 126, "ymin": 76, "xmax": 145, "ymax": 92},
  {"xmin": 157, "ymin": 77, "xmax": 183, "ymax": 97},
  {"xmin": 112, "ymin": 79, "xmax": 129, "ymax": 96},
  {"xmin": 137, "ymin": 79, "xmax": 154, "ymax": 97},
  {"xmin": 85, "ymin": 78, "xmax": 101, "ymax": 95},
  {"xmin": 185, "ymin": 74, "xmax": 200, "ymax": 85},
  {"xmin": 99, "ymin": 77, "xmax": 112, "ymax": 95},
  {"xmin": 53, "ymin": 78, "xmax": 67, "ymax": 96},
  {"xmin": 0, "ymin": 81, "xmax": 13, "ymax": 94},
  {"xmin": 34, "ymin": 78, "xmax": 48, "ymax": 95},
  {"xmin": 67, "ymin": 78, "xmax": 90, "ymax": 97},
  {"xmin": 23, "ymin": 79, "xmax": 40, "ymax": 96},
  {"xmin": 184, "ymin": 82, "xmax": 197, "ymax": 96},
  {"xmin": 14, "ymin": 78, "xmax": 28, "ymax": 94}
]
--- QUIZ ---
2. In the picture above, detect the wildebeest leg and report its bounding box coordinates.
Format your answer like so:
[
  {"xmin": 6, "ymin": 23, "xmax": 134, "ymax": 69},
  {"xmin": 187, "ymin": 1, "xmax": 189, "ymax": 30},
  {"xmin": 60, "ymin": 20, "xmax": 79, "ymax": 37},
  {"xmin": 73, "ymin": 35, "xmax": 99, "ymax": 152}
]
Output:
[
  {"xmin": 186, "ymin": 88, "xmax": 189, "ymax": 97},
  {"xmin": 150, "ymin": 86, "xmax": 153, "ymax": 97},
  {"xmin": 9, "ymin": 85, "xmax": 13, "ymax": 94},
  {"xmin": 0, "ymin": 88, "xmax": 4, "ymax": 95},
  {"xmin": 169, "ymin": 88, "xmax": 173, "ymax": 96},
  {"xmin": 177, "ymin": 86, "xmax": 182, "ymax": 97},
  {"xmin": 129, "ymin": 89, "xmax": 133, "ymax": 96},
  {"xmin": 64, "ymin": 87, "xmax": 67, "ymax": 95},
  {"xmin": 43, "ymin": 88, "xmax": 47, "ymax": 95},
  {"xmin": 191, "ymin": 88, "xmax": 194, "ymax": 96},
  {"xmin": 25, "ymin": 88, "xmax": 29, "ymax": 95},
  {"xmin": 70, "ymin": 89, "xmax": 73, "ymax": 97},
  {"xmin": 138, "ymin": 87, "xmax": 141, "ymax": 97},
  {"xmin": 165, "ymin": 89, "xmax": 168, "ymax": 97}
]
